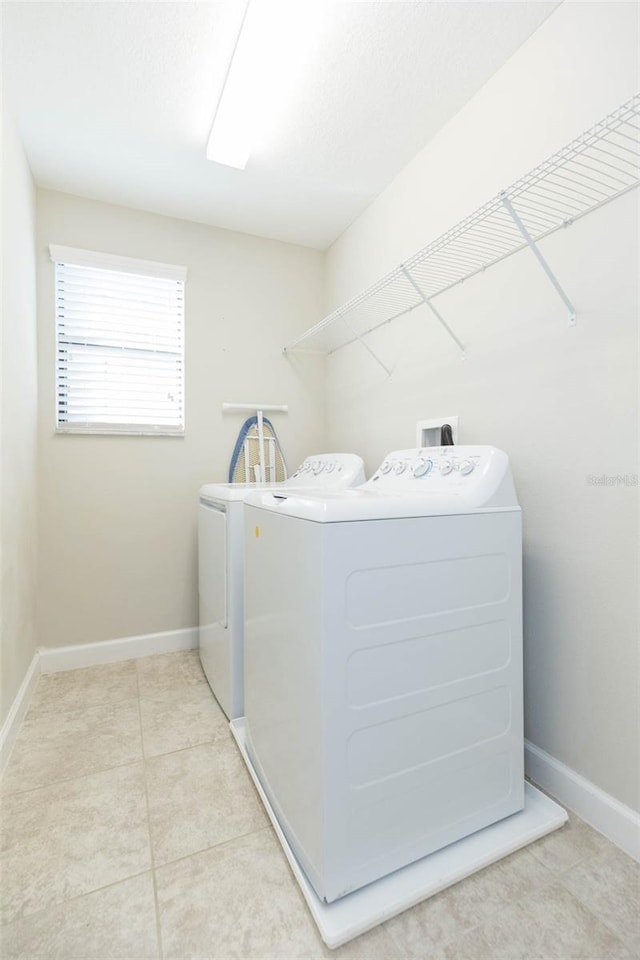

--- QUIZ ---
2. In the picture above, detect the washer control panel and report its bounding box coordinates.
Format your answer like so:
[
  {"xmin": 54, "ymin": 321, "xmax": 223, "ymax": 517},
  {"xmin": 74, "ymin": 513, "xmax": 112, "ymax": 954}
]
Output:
[
  {"xmin": 246, "ymin": 446, "xmax": 516, "ymax": 515},
  {"xmin": 366, "ymin": 447, "xmax": 496, "ymax": 493},
  {"xmin": 289, "ymin": 453, "xmax": 365, "ymax": 488}
]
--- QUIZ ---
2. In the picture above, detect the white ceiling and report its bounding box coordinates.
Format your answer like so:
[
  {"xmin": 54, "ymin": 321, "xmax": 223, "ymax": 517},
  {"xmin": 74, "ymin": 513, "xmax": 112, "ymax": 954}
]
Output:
[{"xmin": 2, "ymin": 0, "xmax": 560, "ymax": 250}]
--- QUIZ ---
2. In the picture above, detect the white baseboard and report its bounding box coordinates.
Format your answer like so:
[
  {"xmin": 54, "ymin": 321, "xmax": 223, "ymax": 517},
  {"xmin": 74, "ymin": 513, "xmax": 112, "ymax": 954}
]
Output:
[
  {"xmin": 38, "ymin": 626, "xmax": 199, "ymax": 674},
  {"xmin": 525, "ymin": 739, "xmax": 640, "ymax": 862},
  {"xmin": 0, "ymin": 653, "xmax": 41, "ymax": 776}
]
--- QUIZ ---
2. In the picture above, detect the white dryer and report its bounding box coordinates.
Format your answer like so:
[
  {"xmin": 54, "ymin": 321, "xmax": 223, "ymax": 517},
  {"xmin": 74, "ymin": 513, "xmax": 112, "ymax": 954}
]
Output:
[
  {"xmin": 198, "ymin": 453, "xmax": 365, "ymax": 719},
  {"xmin": 243, "ymin": 446, "xmax": 523, "ymax": 904}
]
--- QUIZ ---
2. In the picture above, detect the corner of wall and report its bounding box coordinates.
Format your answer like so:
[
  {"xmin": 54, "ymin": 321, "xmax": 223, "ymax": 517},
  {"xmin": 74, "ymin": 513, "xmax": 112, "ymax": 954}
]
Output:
[{"xmin": 1, "ymin": 97, "xmax": 39, "ymax": 729}]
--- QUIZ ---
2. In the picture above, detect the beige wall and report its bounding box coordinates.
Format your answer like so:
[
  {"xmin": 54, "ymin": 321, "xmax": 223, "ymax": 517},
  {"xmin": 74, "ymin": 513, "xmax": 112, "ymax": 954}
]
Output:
[
  {"xmin": 36, "ymin": 190, "xmax": 325, "ymax": 650},
  {"xmin": 1, "ymin": 100, "xmax": 38, "ymax": 726},
  {"xmin": 5, "ymin": 0, "xmax": 638, "ymax": 816},
  {"xmin": 324, "ymin": 1, "xmax": 639, "ymax": 810}
]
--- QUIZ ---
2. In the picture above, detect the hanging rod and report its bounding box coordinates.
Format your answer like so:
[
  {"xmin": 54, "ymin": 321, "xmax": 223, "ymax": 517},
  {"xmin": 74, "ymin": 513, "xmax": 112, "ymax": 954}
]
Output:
[
  {"xmin": 222, "ymin": 403, "xmax": 288, "ymax": 413},
  {"xmin": 282, "ymin": 94, "xmax": 640, "ymax": 362}
]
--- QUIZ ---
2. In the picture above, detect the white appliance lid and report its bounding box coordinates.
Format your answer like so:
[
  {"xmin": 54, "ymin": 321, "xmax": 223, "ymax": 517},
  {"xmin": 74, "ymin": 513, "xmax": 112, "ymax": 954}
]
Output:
[
  {"xmin": 200, "ymin": 480, "xmax": 277, "ymax": 504},
  {"xmin": 243, "ymin": 446, "xmax": 519, "ymax": 521},
  {"xmin": 200, "ymin": 452, "xmax": 365, "ymax": 504}
]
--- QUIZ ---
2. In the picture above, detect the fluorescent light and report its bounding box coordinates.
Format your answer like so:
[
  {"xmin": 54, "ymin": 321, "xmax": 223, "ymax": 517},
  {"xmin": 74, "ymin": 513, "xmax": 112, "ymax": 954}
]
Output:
[{"xmin": 206, "ymin": 0, "xmax": 327, "ymax": 170}]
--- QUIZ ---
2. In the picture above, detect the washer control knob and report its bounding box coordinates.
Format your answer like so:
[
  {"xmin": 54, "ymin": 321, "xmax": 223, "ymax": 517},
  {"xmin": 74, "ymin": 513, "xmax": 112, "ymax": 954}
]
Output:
[
  {"xmin": 312, "ymin": 461, "xmax": 323, "ymax": 475},
  {"xmin": 380, "ymin": 461, "xmax": 392, "ymax": 475},
  {"xmin": 460, "ymin": 460, "xmax": 474, "ymax": 476},
  {"xmin": 413, "ymin": 458, "xmax": 433, "ymax": 478},
  {"xmin": 440, "ymin": 459, "xmax": 453, "ymax": 476},
  {"xmin": 394, "ymin": 461, "xmax": 406, "ymax": 475},
  {"xmin": 325, "ymin": 462, "xmax": 335, "ymax": 473}
]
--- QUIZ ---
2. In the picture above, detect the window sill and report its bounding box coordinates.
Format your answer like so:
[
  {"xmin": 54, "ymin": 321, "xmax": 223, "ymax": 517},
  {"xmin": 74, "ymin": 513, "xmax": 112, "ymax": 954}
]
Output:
[{"xmin": 55, "ymin": 425, "xmax": 185, "ymax": 437}]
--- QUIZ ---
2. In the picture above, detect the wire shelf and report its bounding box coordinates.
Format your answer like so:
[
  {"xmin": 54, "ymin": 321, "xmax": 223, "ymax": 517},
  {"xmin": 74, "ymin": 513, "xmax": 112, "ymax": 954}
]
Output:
[{"xmin": 283, "ymin": 95, "xmax": 640, "ymax": 360}]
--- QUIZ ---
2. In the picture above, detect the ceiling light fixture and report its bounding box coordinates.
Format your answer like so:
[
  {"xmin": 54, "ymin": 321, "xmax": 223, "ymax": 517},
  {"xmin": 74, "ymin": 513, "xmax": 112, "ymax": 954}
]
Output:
[{"xmin": 206, "ymin": 0, "xmax": 327, "ymax": 170}]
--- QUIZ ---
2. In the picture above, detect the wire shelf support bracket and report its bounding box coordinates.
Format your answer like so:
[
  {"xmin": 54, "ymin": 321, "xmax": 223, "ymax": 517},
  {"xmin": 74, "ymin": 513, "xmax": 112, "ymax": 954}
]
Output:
[
  {"xmin": 499, "ymin": 193, "xmax": 577, "ymax": 326},
  {"xmin": 282, "ymin": 95, "xmax": 640, "ymax": 363},
  {"xmin": 341, "ymin": 311, "xmax": 393, "ymax": 377},
  {"xmin": 400, "ymin": 266, "xmax": 466, "ymax": 357}
]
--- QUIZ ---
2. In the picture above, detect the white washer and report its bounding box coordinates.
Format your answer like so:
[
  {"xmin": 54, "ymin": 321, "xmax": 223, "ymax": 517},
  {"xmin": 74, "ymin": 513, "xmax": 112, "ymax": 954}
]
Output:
[
  {"xmin": 198, "ymin": 453, "xmax": 366, "ymax": 719},
  {"xmin": 243, "ymin": 446, "xmax": 524, "ymax": 904}
]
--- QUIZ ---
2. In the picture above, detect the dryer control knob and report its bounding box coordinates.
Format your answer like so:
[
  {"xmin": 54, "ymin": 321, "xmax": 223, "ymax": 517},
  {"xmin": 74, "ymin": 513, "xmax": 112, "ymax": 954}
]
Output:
[
  {"xmin": 413, "ymin": 458, "xmax": 433, "ymax": 478},
  {"xmin": 325, "ymin": 462, "xmax": 335, "ymax": 473},
  {"xmin": 394, "ymin": 461, "xmax": 406, "ymax": 475},
  {"xmin": 440, "ymin": 459, "xmax": 453, "ymax": 475},
  {"xmin": 380, "ymin": 461, "xmax": 392, "ymax": 475},
  {"xmin": 312, "ymin": 462, "xmax": 323, "ymax": 475},
  {"xmin": 460, "ymin": 460, "xmax": 474, "ymax": 475}
]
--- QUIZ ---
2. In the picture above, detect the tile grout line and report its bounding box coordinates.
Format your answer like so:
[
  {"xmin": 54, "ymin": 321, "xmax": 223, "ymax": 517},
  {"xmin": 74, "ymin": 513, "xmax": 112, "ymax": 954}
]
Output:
[
  {"xmin": 508, "ymin": 871, "xmax": 632, "ymax": 956},
  {"xmin": 553, "ymin": 860, "xmax": 640, "ymax": 952},
  {"xmin": 0, "ymin": 869, "xmax": 154, "ymax": 931},
  {"xmin": 136, "ymin": 661, "xmax": 166, "ymax": 960},
  {"xmin": 382, "ymin": 849, "xmax": 557, "ymax": 956},
  {"xmin": 14, "ymin": 696, "xmax": 141, "ymax": 723},
  {"xmin": 11, "ymin": 652, "xmax": 630, "ymax": 957},
  {"xmin": 1, "ymin": 700, "xmax": 229, "ymax": 799},
  {"xmin": 134, "ymin": 650, "xmax": 273, "ymax": 955},
  {"xmin": 139, "ymin": 727, "xmax": 234, "ymax": 764},
  {"xmin": 153, "ymin": 823, "xmax": 274, "ymax": 874},
  {"xmin": 0, "ymin": 662, "xmax": 156, "ymax": 935},
  {"xmin": 0, "ymin": 755, "xmax": 147, "ymax": 799},
  {"xmin": 385, "ymin": 849, "xmax": 632, "ymax": 959},
  {"xmin": 527, "ymin": 839, "xmax": 621, "ymax": 876},
  {"xmin": 0, "ymin": 652, "xmax": 210, "ymax": 947},
  {"xmin": 1, "ymin": 658, "xmax": 144, "ymax": 798}
]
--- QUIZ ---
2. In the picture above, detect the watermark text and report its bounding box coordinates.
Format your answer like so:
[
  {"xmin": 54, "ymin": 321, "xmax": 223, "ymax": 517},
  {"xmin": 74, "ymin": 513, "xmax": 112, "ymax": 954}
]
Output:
[{"xmin": 586, "ymin": 474, "xmax": 638, "ymax": 487}]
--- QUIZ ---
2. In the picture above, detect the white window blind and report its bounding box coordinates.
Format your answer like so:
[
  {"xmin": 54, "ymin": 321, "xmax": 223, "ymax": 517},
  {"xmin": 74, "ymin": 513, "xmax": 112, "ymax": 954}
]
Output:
[{"xmin": 50, "ymin": 245, "xmax": 187, "ymax": 436}]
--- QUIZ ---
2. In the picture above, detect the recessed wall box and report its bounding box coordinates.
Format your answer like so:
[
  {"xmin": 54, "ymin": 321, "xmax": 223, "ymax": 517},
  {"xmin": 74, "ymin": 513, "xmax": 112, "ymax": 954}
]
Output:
[{"xmin": 416, "ymin": 416, "xmax": 459, "ymax": 447}]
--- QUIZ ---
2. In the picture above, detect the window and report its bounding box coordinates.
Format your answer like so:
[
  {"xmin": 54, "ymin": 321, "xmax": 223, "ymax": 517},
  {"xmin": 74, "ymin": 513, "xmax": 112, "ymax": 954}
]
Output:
[{"xmin": 50, "ymin": 245, "xmax": 186, "ymax": 436}]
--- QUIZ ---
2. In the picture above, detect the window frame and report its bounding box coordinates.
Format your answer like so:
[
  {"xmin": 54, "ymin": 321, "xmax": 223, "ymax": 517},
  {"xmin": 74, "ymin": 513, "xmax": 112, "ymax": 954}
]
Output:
[{"xmin": 50, "ymin": 245, "xmax": 187, "ymax": 437}]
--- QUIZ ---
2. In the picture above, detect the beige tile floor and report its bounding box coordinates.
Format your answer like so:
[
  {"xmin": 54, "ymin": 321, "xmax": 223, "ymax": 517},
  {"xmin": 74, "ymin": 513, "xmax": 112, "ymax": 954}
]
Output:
[{"xmin": 0, "ymin": 650, "xmax": 637, "ymax": 959}]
